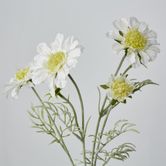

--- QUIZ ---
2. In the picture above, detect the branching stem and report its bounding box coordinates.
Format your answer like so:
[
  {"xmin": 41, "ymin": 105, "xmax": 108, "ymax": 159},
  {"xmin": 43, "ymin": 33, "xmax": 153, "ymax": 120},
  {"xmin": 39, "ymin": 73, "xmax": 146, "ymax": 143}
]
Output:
[{"xmin": 31, "ymin": 87, "xmax": 75, "ymax": 166}]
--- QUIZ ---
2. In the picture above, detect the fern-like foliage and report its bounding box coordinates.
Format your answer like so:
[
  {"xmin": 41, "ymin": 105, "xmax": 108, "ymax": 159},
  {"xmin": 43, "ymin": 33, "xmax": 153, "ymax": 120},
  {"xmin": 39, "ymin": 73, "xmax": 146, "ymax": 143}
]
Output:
[
  {"xmin": 133, "ymin": 79, "xmax": 158, "ymax": 93},
  {"xmin": 102, "ymin": 143, "xmax": 136, "ymax": 165},
  {"xmin": 29, "ymin": 101, "xmax": 80, "ymax": 145},
  {"xmin": 110, "ymin": 143, "xmax": 136, "ymax": 161},
  {"xmin": 87, "ymin": 120, "xmax": 138, "ymax": 165},
  {"xmin": 103, "ymin": 119, "xmax": 139, "ymax": 141}
]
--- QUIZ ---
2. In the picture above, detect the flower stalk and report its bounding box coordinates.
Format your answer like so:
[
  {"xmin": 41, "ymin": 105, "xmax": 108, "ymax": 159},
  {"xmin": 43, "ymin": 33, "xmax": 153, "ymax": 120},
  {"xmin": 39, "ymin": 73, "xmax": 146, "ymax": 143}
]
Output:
[
  {"xmin": 92, "ymin": 50, "xmax": 128, "ymax": 165},
  {"xmin": 68, "ymin": 74, "xmax": 87, "ymax": 166}
]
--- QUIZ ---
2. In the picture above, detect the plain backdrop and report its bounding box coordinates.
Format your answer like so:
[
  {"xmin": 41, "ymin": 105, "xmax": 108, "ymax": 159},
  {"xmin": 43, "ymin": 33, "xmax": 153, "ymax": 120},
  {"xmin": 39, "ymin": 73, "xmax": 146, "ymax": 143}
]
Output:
[{"xmin": 0, "ymin": 0, "xmax": 166, "ymax": 165}]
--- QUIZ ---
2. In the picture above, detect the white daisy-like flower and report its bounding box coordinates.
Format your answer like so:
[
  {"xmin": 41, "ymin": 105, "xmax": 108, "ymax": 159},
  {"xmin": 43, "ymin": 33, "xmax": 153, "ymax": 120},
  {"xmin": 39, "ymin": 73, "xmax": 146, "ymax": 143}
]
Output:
[
  {"xmin": 107, "ymin": 17, "xmax": 160, "ymax": 67},
  {"xmin": 107, "ymin": 75, "xmax": 134, "ymax": 102},
  {"xmin": 5, "ymin": 67, "xmax": 31, "ymax": 99},
  {"xmin": 31, "ymin": 33, "xmax": 82, "ymax": 97}
]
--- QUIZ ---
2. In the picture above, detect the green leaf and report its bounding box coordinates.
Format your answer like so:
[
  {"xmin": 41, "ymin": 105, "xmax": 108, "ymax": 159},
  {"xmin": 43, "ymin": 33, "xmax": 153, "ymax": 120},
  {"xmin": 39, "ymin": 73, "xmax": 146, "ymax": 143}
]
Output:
[
  {"xmin": 111, "ymin": 143, "xmax": 136, "ymax": 161},
  {"xmin": 100, "ymin": 84, "xmax": 109, "ymax": 89},
  {"xmin": 111, "ymin": 99, "xmax": 117, "ymax": 106},
  {"xmin": 133, "ymin": 79, "xmax": 158, "ymax": 93},
  {"xmin": 55, "ymin": 88, "xmax": 61, "ymax": 96},
  {"xmin": 84, "ymin": 116, "xmax": 91, "ymax": 137},
  {"xmin": 119, "ymin": 31, "xmax": 123, "ymax": 36},
  {"xmin": 114, "ymin": 39, "xmax": 121, "ymax": 44},
  {"xmin": 122, "ymin": 99, "xmax": 126, "ymax": 104},
  {"xmin": 49, "ymin": 139, "xmax": 60, "ymax": 144}
]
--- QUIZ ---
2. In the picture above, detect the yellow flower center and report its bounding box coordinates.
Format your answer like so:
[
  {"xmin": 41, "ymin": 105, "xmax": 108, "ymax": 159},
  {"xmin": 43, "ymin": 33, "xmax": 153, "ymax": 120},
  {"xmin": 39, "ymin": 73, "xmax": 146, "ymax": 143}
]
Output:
[
  {"xmin": 111, "ymin": 78, "xmax": 134, "ymax": 101},
  {"xmin": 47, "ymin": 52, "xmax": 65, "ymax": 73},
  {"xmin": 16, "ymin": 67, "xmax": 29, "ymax": 81},
  {"xmin": 125, "ymin": 29, "xmax": 147, "ymax": 50}
]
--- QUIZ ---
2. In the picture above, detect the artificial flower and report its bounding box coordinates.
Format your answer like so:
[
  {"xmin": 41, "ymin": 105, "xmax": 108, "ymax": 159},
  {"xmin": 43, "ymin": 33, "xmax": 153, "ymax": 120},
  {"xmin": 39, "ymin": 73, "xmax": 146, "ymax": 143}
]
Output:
[
  {"xmin": 5, "ymin": 67, "xmax": 31, "ymax": 99},
  {"xmin": 107, "ymin": 17, "xmax": 160, "ymax": 67},
  {"xmin": 107, "ymin": 75, "xmax": 134, "ymax": 102},
  {"xmin": 31, "ymin": 33, "xmax": 82, "ymax": 97}
]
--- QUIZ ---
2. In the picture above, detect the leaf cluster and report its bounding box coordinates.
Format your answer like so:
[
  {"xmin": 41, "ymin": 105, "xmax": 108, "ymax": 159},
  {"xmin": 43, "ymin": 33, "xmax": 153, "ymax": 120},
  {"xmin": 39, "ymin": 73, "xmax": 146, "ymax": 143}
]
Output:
[{"xmin": 29, "ymin": 101, "xmax": 79, "ymax": 144}]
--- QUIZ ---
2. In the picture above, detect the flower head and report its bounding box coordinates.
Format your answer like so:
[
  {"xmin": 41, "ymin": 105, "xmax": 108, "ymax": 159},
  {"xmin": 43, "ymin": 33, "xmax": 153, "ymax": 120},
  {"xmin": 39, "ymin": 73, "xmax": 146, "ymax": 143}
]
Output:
[
  {"xmin": 5, "ymin": 67, "xmax": 31, "ymax": 99},
  {"xmin": 107, "ymin": 75, "xmax": 134, "ymax": 102},
  {"xmin": 107, "ymin": 17, "xmax": 160, "ymax": 67},
  {"xmin": 31, "ymin": 33, "xmax": 82, "ymax": 97}
]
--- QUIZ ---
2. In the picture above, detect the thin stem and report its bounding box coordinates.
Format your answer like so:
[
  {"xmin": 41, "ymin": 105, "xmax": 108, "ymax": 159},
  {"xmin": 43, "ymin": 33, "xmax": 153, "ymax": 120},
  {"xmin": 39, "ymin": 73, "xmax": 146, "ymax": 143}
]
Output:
[
  {"xmin": 91, "ymin": 97, "xmax": 107, "ymax": 166},
  {"xmin": 93, "ymin": 50, "xmax": 128, "ymax": 165},
  {"xmin": 31, "ymin": 87, "xmax": 75, "ymax": 166},
  {"xmin": 82, "ymin": 138, "xmax": 87, "ymax": 166},
  {"xmin": 101, "ymin": 96, "xmax": 107, "ymax": 113},
  {"xmin": 122, "ymin": 65, "xmax": 132, "ymax": 75},
  {"xmin": 68, "ymin": 74, "xmax": 85, "ymax": 131},
  {"xmin": 102, "ymin": 157, "xmax": 111, "ymax": 166},
  {"xmin": 91, "ymin": 116, "xmax": 102, "ymax": 166},
  {"xmin": 97, "ymin": 129, "xmax": 130, "ymax": 156},
  {"xmin": 99, "ymin": 102, "xmax": 119, "ymax": 140},
  {"xmin": 68, "ymin": 74, "xmax": 87, "ymax": 166},
  {"xmin": 93, "ymin": 102, "xmax": 119, "ymax": 165},
  {"xmin": 58, "ymin": 93, "xmax": 82, "ymax": 138},
  {"xmin": 114, "ymin": 49, "xmax": 128, "ymax": 76}
]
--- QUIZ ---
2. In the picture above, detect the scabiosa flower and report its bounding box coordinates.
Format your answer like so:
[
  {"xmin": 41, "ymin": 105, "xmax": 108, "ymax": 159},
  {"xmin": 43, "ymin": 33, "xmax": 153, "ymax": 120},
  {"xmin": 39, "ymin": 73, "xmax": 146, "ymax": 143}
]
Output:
[
  {"xmin": 107, "ymin": 75, "xmax": 134, "ymax": 102},
  {"xmin": 5, "ymin": 67, "xmax": 31, "ymax": 99},
  {"xmin": 107, "ymin": 17, "xmax": 160, "ymax": 67},
  {"xmin": 31, "ymin": 33, "xmax": 82, "ymax": 97}
]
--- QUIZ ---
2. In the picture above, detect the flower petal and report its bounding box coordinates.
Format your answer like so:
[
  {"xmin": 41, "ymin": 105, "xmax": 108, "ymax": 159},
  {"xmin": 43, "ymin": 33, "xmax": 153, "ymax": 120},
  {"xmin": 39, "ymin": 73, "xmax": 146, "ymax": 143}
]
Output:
[
  {"xmin": 68, "ymin": 47, "xmax": 81, "ymax": 59},
  {"xmin": 148, "ymin": 39, "xmax": 159, "ymax": 45},
  {"xmin": 31, "ymin": 55, "xmax": 48, "ymax": 69},
  {"xmin": 55, "ymin": 77, "xmax": 67, "ymax": 89},
  {"xmin": 66, "ymin": 36, "xmax": 79, "ymax": 50},
  {"xmin": 145, "ymin": 49, "xmax": 158, "ymax": 61},
  {"xmin": 129, "ymin": 52, "xmax": 137, "ymax": 64},
  {"xmin": 51, "ymin": 33, "xmax": 64, "ymax": 51},
  {"xmin": 146, "ymin": 30, "xmax": 157, "ymax": 38},
  {"xmin": 148, "ymin": 45, "xmax": 160, "ymax": 53},
  {"xmin": 48, "ymin": 76, "xmax": 55, "ymax": 97},
  {"xmin": 11, "ymin": 86, "xmax": 20, "ymax": 99},
  {"xmin": 139, "ymin": 51, "xmax": 149, "ymax": 64},
  {"xmin": 66, "ymin": 59, "xmax": 78, "ymax": 68},
  {"xmin": 37, "ymin": 43, "xmax": 51, "ymax": 56},
  {"xmin": 112, "ymin": 43, "xmax": 123, "ymax": 54},
  {"xmin": 139, "ymin": 22, "xmax": 148, "ymax": 33},
  {"xmin": 113, "ymin": 18, "xmax": 128, "ymax": 32},
  {"xmin": 32, "ymin": 69, "xmax": 48, "ymax": 85},
  {"xmin": 130, "ymin": 17, "xmax": 139, "ymax": 28}
]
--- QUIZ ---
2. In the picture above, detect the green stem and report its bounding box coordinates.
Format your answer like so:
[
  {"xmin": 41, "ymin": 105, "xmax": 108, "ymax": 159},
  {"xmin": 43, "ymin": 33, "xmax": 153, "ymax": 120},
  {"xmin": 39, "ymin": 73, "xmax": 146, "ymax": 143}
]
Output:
[
  {"xmin": 68, "ymin": 74, "xmax": 87, "ymax": 166},
  {"xmin": 99, "ymin": 50, "xmax": 128, "ymax": 144},
  {"xmin": 97, "ymin": 129, "xmax": 130, "ymax": 157},
  {"xmin": 58, "ymin": 93, "xmax": 82, "ymax": 138},
  {"xmin": 102, "ymin": 157, "xmax": 111, "ymax": 166},
  {"xmin": 31, "ymin": 87, "xmax": 75, "ymax": 166},
  {"xmin": 91, "ymin": 116, "xmax": 102, "ymax": 166},
  {"xmin": 82, "ymin": 138, "xmax": 87, "ymax": 166},
  {"xmin": 114, "ymin": 49, "xmax": 128, "ymax": 76},
  {"xmin": 94, "ymin": 51, "xmax": 128, "ymax": 165},
  {"xmin": 91, "ymin": 97, "xmax": 107, "ymax": 166},
  {"xmin": 68, "ymin": 74, "xmax": 85, "ymax": 131},
  {"xmin": 93, "ymin": 102, "xmax": 119, "ymax": 165},
  {"xmin": 122, "ymin": 65, "xmax": 132, "ymax": 75}
]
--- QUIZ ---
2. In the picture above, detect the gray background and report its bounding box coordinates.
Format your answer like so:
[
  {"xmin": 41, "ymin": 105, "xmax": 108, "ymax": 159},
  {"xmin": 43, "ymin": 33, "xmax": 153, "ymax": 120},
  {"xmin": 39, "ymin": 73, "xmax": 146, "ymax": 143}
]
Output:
[{"xmin": 0, "ymin": 0, "xmax": 166, "ymax": 165}]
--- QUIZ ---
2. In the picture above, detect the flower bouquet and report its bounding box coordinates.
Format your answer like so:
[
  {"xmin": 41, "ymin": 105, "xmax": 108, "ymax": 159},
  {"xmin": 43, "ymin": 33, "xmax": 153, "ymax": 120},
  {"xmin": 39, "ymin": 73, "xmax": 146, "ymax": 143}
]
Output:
[{"xmin": 5, "ymin": 17, "xmax": 159, "ymax": 166}]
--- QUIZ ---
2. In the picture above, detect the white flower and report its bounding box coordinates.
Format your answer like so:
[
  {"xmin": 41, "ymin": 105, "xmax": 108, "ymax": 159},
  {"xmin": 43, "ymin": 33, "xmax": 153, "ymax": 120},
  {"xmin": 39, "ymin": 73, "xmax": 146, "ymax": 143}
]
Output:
[
  {"xmin": 31, "ymin": 33, "xmax": 82, "ymax": 97},
  {"xmin": 5, "ymin": 67, "xmax": 31, "ymax": 99},
  {"xmin": 107, "ymin": 75, "xmax": 134, "ymax": 102},
  {"xmin": 107, "ymin": 17, "xmax": 160, "ymax": 67}
]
